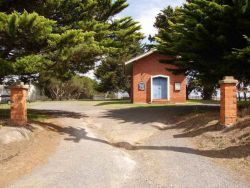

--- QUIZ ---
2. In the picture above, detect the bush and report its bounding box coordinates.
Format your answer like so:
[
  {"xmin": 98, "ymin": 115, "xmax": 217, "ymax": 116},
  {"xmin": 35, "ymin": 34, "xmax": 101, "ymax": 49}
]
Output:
[{"xmin": 41, "ymin": 76, "xmax": 97, "ymax": 100}]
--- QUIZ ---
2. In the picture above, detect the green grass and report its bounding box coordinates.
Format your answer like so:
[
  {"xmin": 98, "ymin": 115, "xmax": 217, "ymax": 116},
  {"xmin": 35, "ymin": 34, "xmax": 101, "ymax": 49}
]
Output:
[
  {"xmin": 92, "ymin": 99, "xmax": 221, "ymax": 109},
  {"xmin": 187, "ymin": 99, "xmax": 220, "ymax": 104},
  {"xmin": 27, "ymin": 111, "xmax": 48, "ymax": 121},
  {"xmin": 0, "ymin": 103, "xmax": 47, "ymax": 121},
  {"xmin": 238, "ymin": 101, "xmax": 250, "ymax": 109},
  {"xmin": 0, "ymin": 103, "xmax": 9, "ymax": 108},
  {"xmin": 187, "ymin": 99, "xmax": 250, "ymax": 109},
  {"xmin": 94, "ymin": 100, "xmax": 191, "ymax": 109},
  {"xmin": 0, "ymin": 103, "xmax": 9, "ymax": 119},
  {"xmin": 26, "ymin": 100, "xmax": 176, "ymax": 109},
  {"xmin": 95, "ymin": 100, "xmax": 131, "ymax": 106}
]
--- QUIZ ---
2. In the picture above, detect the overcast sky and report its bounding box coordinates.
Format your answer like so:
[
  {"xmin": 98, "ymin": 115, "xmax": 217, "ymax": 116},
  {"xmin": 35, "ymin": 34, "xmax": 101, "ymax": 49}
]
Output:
[{"xmin": 118, "ymin": 0, "xmax": 185, "ymax": 38}]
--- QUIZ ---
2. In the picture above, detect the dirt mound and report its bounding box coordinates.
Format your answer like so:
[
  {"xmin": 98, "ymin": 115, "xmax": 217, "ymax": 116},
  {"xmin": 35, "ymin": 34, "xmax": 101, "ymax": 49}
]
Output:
[
  {"xmin": 163, "ymin": 109, "xmax": 250, "ymax": 180},
  {"xmin": 0, "ymin": 126, "xmax": 32, "ymax": 145},
  {"xmin": 0, "ymin": 121, "xmax": 61, "ymax": 187}
]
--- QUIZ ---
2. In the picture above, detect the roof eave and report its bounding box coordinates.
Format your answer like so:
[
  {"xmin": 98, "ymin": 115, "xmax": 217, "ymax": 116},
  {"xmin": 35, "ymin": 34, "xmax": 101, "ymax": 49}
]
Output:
[{"xmin": 124, "ymin": 49, "xmax": 157, "ymax": 66}]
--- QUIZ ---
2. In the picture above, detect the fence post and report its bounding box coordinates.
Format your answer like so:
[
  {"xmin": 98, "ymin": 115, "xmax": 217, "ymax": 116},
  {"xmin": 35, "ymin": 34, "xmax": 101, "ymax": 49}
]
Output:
[
  {"xmin": 219, "ymin": 76, "xmax": 238, "ymax": 127},
  {"xmin": 10, "ymin": 82, "xmax": 29, "ymax": 126}
]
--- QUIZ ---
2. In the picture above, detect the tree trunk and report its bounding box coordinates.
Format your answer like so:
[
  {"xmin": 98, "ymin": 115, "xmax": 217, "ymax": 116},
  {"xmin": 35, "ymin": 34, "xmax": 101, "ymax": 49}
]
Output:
[
  {"xmin": 244, "ymin": 92, "xmax": 247, "ymax": 101},
  {"xmin": 186, "ymin": 86, "xmax": 190, "ymax": 100},
  {"xmin": 105, "ymin": 91, "xmax": 109, "ymax": 99},
  {"xmin": 238, "ymin": 91, "xmax": 241, "ymax": 101},
  {"xmin": 202, "ymin": 85, "xmax": 215, "ymax": 100}
]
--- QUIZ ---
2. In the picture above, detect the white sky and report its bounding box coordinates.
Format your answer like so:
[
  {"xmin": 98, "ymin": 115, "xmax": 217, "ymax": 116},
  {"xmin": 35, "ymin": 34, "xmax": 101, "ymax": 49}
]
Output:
[
  {"xmin": 85, "ymin": 0, "xmax": 185, "ymax": 79},
  {"xmin": 119, "ymin": 0, "xmax": 185, "ymax": 38}
]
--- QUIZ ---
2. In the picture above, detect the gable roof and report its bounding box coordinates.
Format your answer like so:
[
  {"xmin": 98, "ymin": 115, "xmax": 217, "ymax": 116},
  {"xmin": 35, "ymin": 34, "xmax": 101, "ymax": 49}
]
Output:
[{"xmin": 125, "ymin": 49, "xmax": 157, "ymax": 66}]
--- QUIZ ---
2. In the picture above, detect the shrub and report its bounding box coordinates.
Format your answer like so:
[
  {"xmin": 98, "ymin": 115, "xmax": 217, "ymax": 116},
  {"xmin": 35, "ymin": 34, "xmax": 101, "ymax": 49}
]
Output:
[{"xmin": 41, "ymin": 76, "xmax": 97, "ymax": 100}]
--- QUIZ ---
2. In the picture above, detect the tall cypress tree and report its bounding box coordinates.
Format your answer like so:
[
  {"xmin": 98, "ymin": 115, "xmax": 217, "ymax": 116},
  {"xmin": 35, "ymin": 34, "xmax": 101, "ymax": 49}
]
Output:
[
  {"xmin": 95, "ymin": 17, "xmax": 144, "ymax": 94},
  {"xmin": 155, "ymin": 0, "xmax": 250, "ymax": 99}
]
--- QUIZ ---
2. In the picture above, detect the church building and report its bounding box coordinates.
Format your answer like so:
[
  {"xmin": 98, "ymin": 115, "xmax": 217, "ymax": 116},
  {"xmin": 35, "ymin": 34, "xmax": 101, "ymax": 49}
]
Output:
[{"xmin": 125, "ymin": 50, "xmax": 186, "ymax": 104}]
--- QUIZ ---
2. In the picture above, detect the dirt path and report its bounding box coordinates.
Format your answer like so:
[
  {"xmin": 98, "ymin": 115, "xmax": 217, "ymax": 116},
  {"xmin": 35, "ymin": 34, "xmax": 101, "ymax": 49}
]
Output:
[{"xmin": 8, "ymin": 101, "xmax": 250, "ymax": 187}]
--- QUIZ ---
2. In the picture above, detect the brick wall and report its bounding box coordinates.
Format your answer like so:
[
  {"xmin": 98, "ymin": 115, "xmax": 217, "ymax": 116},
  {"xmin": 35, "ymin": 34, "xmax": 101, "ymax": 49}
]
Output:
[{"xmin": 132, "ymin": 52, "xmax": 186, "ymax": 103}]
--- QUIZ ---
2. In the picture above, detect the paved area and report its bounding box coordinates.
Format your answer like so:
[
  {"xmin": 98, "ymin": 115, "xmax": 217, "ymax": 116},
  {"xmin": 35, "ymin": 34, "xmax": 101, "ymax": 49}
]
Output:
[{"xmin": 9, "ymin": 101, "xmax": 250, "ymax": 188}]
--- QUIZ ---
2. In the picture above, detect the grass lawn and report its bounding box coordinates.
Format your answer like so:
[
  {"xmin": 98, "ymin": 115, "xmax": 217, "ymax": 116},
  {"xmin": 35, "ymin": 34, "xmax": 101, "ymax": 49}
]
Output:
[
  {"xmin": 187, "ymin": 99, "xmax": 220, "ymax": 104},
  {"xmin": 188, "ymin": 99, "xmax": 250, "ymax": 108},
  {"xmin": 0, "ymin": 103, "xmax": 47, "ymax": 121},
  {"xmin": 94, "ymin": 100, "xmax": 180, "ymax": 108},
  {"xmin": 94, "ymin": 99, "xmax": 220, "ymax": 109},
  {"xmin": 92, "ymin": 99, "xmax": 250, "ymax": 109},
  {"xmin": 33, "ymin": 99, "xmax": 218, "ymax": 109},
  {"xmin": 238, "ymin": 100, "xmax": 250, "ymax": 109},
  {"xmin": 0, "ymin": 103, "xmax": 10, "ymax": 119}
]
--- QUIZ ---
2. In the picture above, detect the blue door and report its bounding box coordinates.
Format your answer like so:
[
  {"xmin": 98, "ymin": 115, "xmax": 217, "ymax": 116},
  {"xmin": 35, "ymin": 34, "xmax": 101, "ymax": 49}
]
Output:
[{"xmin": 153, "ymin": 77, "xmax": 168, "ymax": 99}]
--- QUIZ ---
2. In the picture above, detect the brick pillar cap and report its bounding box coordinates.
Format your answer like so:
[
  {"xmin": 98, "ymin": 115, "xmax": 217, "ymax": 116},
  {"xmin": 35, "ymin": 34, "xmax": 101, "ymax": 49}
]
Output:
[
  {"xmin": 219, "ymin": 76, "xmax": 238, "ymax": 84},
  {"xmin": 8, "ymin": 82, "xmax": 29, "ymax": 90}
]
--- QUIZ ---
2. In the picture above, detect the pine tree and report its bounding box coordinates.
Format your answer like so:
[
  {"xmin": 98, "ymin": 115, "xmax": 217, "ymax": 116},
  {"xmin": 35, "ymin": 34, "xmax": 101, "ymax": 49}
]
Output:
[
  {"xmin": 0, "ymin": 11, "xmax": 55, "ymax": 79},
  {"xmin": 155, "ymin": 0, "xmax": 250, "ymax": 99},
  {"xmin": 95, "ymin": 17, "xmax": 144, "ymax": 94},
  {"xmin": 0, "ymin": 0, "xmax": 144, "ymax": 84}
]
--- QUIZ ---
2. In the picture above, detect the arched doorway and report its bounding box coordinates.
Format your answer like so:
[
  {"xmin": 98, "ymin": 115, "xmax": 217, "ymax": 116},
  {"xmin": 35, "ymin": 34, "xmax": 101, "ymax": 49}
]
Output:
[{"xmin": 151, "ymin": 75, "xmax": 170, "ymax": 102}]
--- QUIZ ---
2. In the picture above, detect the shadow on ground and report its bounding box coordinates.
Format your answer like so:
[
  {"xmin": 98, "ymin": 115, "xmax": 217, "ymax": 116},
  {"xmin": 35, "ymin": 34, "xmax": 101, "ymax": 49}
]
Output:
[
  {"xmin": 33, "ymin": 119, "xmax": 250, "ymax": 159},
  {"xmin": 29, "ymin": 109, "xmax": 85, "ymax": 119},
  {"xmin": 103, "ymin": 105, "xmax": 219, "ymax": 126},
  {"xmin": 0, "ymin": 108, "xmax": 85, "ymax": 120},
  {"xmin": 2, "ymin": 104, "xmax": 249, "ymax": 160},
  {"xmin": 30, "ymin": 105, "xmax": 249, "ymax": 159}
]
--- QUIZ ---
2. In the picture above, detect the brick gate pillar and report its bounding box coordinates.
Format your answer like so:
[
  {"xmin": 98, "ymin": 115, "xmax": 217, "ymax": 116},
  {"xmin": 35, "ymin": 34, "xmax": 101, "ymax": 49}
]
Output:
[
  {"xmin": 10, "ymin": 83, "xmax": 29, "ymax": 126},
  {"xmin": 219, "ymin": 76, "xmax": 238, "ymax": 127}
]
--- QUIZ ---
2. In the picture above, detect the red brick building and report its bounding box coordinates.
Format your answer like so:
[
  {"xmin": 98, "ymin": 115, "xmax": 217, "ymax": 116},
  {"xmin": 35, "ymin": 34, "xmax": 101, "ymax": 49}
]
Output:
[{"xmin": 125, "ymin": 50, "xmax": 186, "ymax": 104}]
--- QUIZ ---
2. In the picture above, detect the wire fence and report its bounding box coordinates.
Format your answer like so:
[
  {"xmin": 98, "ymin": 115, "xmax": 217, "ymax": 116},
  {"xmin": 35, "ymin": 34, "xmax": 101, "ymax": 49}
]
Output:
[{"xmin": 189, "ymin": 91, "xmax": 250, "ymax": 101}]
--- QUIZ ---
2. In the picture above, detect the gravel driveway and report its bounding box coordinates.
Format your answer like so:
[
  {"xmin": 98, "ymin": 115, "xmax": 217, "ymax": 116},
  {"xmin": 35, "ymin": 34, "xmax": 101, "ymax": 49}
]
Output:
[{"xmin": 9, "ymin": 101, "xmax": 250, "ymax": 188}]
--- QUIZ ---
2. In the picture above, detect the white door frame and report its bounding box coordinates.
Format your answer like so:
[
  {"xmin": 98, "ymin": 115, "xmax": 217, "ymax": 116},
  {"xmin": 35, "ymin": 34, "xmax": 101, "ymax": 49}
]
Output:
[{"xmin": 151, "ymin": 75, "xmax": 170, "ymax": 102}]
